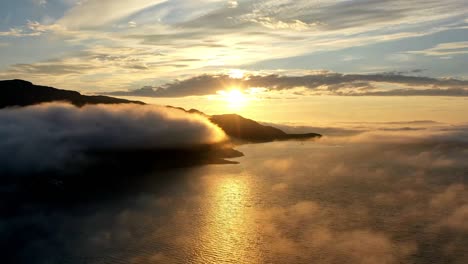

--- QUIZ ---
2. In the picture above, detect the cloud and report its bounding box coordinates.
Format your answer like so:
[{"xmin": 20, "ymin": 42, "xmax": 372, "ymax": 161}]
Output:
[
  {"xmin": 3, "ymin": 121, "xmax": 468, "ymax": 263},
  {"xmin": 0, "ymin": 21, "xmax": 59, "ymax": 38},
  {"xmin": 58, "ymin": 0, "xmax": 168, "ymax": 29},
  {"xmin": 107, "ymin": 72, "xmax": 468, "ymax": 97},
  {"xmin": 128, "ymin": 21, "xmax": 137, "ymax": 28},
  {"xmin": 408, "ymin": 41, "xmax": 468, "ymax": 57},
  {"xmin": 240, "ymin": 126, "xmax": 468, "ymax": 261},
  {"xmin": 246, "ymin": 17, "xmax": 320, "ymax": 31},
  {"xmin": 0, "ymin": 27, "xmax": 41, "ymax": 37},
  {"xmin": 442, "ymin": 205, "xmax": 468, "ymax": 231},
  {"xmin": 2, "ymin": 0, "xmax": 464, "ymax": 92},
  {"xmin": 348, "ymin": 87, "xmax": 468, "ymax": 96},
  {"xmin": 227, "ymin": 0, "xmax": 238, "ymax": 9},
  {"xmin": 430, "ymin": 184, "xmax": 465, "ymax": 209},
  {"xmin": 0, "ymin": 103, "xmax": 225, "ymax": 175},
  {"xmin": 236, "ymin": 0, "xmax": 466, "ymax": 32},
  {"xmin": 109, "ymin": 74, "xmax": 240, "ymax": 97},
  {"xmin": 261, "ymin": 122, "xmax": 366, "ymax": 137},
  {"xmin": 256, "ymin": 200, "xmax": 403, "ymax": 263},
  {"xmin": 268, "ymin": 120, "xmax": 437, "ymax": 137},
  {"xmin": 8, "ymin": 62, "xmax": 91, "ymax": 75},
  {"xmin": 31, "ymin": 0, "xmax": 47, "ymax": 6},
  {"xmin": 0, "ymin": 0, "xmax": 466, "ymax": 93}
]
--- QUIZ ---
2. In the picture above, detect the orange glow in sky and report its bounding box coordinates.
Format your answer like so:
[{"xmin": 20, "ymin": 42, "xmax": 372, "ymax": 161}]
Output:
[{"xmin": 218, "ymin": 89, "xmax": 248, "ymax": 109}]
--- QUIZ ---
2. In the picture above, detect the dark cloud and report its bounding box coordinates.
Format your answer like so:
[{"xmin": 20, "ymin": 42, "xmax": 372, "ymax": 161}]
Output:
[
  {"xmin": 344, "ymin": 87, "xmax": 468, "ymax": 96},
  {"xmin": 0, "ymin": 103, "xmax": 225, "ymax": 175},
  {"xmin": 246, "ymin": 73, "xmax": 468, "ymax": 90},
  {"xmin": 107, "ymin": 72, "xmax": 468, "ymax": 97},
  {"xmin": 108, "ymin": 74, "xmax": 241, "ymax": 97}
]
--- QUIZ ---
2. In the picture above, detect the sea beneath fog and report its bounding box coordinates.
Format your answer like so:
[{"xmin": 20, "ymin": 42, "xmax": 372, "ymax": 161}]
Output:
[{"xmin": 4, "ymin": 138, "xmax": 468, "ymax": 264}]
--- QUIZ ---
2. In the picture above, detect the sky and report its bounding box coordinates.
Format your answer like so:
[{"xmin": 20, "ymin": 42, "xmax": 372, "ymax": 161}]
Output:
[
  {"xmin": 1, "ymin": 0, "xmax": 468, "ymax": 123},
  {"xmin": 2, "ymin": 2, "xmax": 468, "ymax": 263}
]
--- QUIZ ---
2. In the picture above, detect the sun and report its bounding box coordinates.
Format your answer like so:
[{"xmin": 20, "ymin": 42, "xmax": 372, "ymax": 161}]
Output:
[
  {"xmin": 218, "ymin": 89, "xmax": 247, "ymax": 108},
  {"xmin": 226, "ymin": 89, "xmax": 245, "ymax": 103}
]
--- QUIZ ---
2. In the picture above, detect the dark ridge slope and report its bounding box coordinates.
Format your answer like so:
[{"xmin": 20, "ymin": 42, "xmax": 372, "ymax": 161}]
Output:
[
  {"xmin": 210, "ymin": 114, "xmax": 321, "ymax": 142},
  {"xmin": 0, "ymin": 79, "xmax": 143, "ymax": 108},
  {"xmin": 0, "ymin": 80, "xmax": 321, "ymax": 142}
]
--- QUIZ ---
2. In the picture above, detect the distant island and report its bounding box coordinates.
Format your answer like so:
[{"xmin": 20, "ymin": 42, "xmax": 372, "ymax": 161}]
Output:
[
  {"xmin": 210, "ymin": 114, "xmax": 321, "ymax": 142},
  {"xmin": 0, "ymin": 79, "xmax": 321, "ymax": 143},
  {"xmin": 166, "ymin": 106, "xmax": 321, "ymax": 142}
]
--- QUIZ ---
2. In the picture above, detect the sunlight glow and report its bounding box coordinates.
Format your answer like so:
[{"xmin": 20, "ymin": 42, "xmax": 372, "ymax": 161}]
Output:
[
  {"xmin": 228, "ymin": 69, "xmax": 245, "ymax": 79},
  {"xmin": 194, "ymin": 174, "xmax": 261, "ymax": 263},
  {"xmin": 218, "ymin": 89, "xmax": 248, "ymax": 109}
]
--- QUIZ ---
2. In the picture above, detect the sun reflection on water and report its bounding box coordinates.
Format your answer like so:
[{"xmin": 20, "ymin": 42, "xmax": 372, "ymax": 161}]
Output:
[{"xmin": 194, "ymin": 174, "xmax": 263, "ymax": 264}]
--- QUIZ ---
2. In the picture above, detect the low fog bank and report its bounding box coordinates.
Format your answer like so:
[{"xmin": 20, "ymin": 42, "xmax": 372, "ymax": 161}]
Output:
[
  {"xmin": 264, "ymin": 120, "xmax": 452, "ymax": 137},
  {"xmin": 232, "ymin": 127, "xmax": 468, "ymax": 263},
  {"xmin": 0, "ymin": 103, "xmax": 227, "ymax": 176},
  {"xmin": 2, "ymin": 116, "xmax": 468, "ymax": 264}
]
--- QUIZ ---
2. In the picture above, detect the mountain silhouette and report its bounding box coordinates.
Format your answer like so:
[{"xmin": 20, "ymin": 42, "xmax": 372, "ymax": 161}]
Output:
[
  {"xmin": 1, "ymin": 79, "xmax": 321, "ymax": 142},
  {"xmin": 0, "ymin": 79, "xmax": 143, "ymax": 108},
  {"xmin": 167, "ymin": 106, "xmax": 322, "ymax": 142},
  {"xmin": 210, "ymin": 114, "xmax": 321, "ymax": 142},
  {"xmin": 0, "ymin": 79, "xmax": 320, "ymax": 201}
]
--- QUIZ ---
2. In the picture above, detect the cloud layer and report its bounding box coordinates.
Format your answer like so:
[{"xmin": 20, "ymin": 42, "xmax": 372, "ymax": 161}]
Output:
[
  {"xmin": 107, "ymin": 72, "xmax": 468, "ymax": 97},
  {"xmin": 0, "ymin": 0, "xmax": 466, "ymax": 90},
  {"xmin": 58, "ymin": 0, "xmax": 168, "ymax": 29},
  {"xmin": 0, "ymin": 103, "xmax": 225, "ymax": 174},
  {"xmin": 5, "ymin": 124, "xmax": 468, "ymax": 263}
]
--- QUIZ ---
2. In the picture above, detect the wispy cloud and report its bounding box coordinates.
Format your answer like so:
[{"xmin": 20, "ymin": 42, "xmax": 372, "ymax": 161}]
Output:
[
  {"xmin": 58, "ymin": 0, "xmax": 168, "ymax": 29},
  {"xmin": 31, "ymin": 0, "xmax": 47, "ymax": 7},
  {"xmin": 408, "ymin": 41, "xmax": 468, "ymax": 56},
  {"xmin": 0, "ymin": 0, "xmax": 466, "ymax": 90}
]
